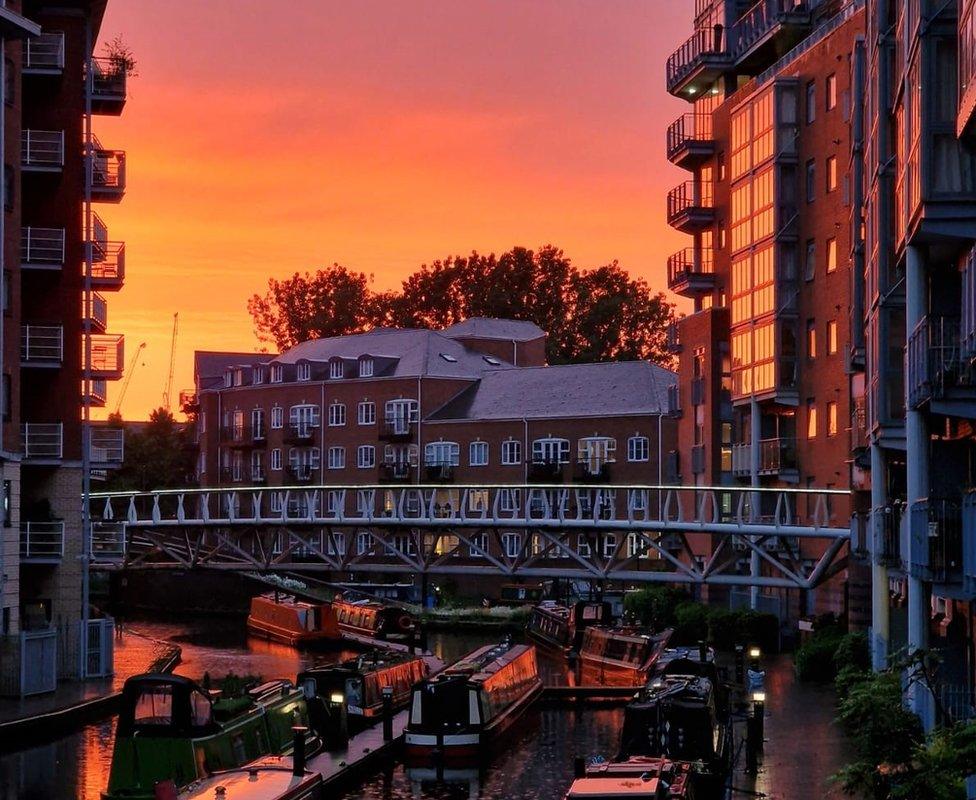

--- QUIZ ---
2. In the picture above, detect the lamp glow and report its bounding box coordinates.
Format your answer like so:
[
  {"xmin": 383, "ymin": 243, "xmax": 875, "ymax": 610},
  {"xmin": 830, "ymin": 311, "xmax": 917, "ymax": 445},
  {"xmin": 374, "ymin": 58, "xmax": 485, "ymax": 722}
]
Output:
[
  {"xmin": 749, "ymin": 646, "xmax": 762, "ymax": 659},
  {"xmin": 751, "ymin": 691, "xmax": 766, "ymax": 703},
  {"xmin": 330, "ymin": 692, "xmax": 345, "ymax": 704}
]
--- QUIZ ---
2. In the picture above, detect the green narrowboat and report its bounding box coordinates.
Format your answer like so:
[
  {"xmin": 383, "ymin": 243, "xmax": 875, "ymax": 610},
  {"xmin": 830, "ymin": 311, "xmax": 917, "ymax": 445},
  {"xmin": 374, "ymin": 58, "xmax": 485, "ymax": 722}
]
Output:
[{"xmin": 103, "ymin": 674, "xmax": 314, "ymax": 800}]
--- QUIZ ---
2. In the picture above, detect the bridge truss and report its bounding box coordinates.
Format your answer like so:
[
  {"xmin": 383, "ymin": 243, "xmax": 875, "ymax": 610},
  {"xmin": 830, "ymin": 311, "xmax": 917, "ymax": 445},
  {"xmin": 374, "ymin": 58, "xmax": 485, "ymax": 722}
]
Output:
[{"xmin": 88, "ymin": 483, "xmax": 851, "ymax": 589}]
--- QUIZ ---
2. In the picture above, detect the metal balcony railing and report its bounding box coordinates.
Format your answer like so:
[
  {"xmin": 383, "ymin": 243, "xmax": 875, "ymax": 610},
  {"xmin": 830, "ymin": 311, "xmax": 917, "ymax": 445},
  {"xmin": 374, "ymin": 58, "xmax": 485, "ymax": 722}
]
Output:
[
  {"xmin": 84, "ymin": 292, "xmax": 109, "ymax": 331},
  {"xmin": 851, "ymin": 395, "xmax": 868, "ymax": 450},
  {"xmin": 907, "ymin": 316, "xmax": 966, "ymax": 407},
  {"xmin": 22, "ymin": 227, "xmax": 65, "ymax": 267},
  {"xmin": 22, "ymin": 130, "xmax": 64, "ymax": 169},
  {"xmin": 665, "ymin": 322, "xmax": 682, "ymax": 353},
  {"xmin": 731, "ymin": 443, "xmax": 750, "ymax": 477},
  {"xmin": 380, "ymin": 460, "xmax": 412, "ymax": 481},
  {"xmin": 90, "ymin": 427, "xmax": 124, "ymax": 465},
  {"xmin": 912, "ymin": 497, "xmax": 963, "ymax": 583},
  {"xmin": 90, "ymin": 240, "xmax": 126, "ymax": 287},
  {"xmin": 85, "ymin": 379, "xmax": 108, "ymax": 407},
  {"xmin": 380, "ymin": 417, "xmax": 413, "ymax": 440},
  {"xmin": 666, "ymin": 113, "xmax": 714, "ymax": 161},
  {"xmin": 89, "ymin": 137, "xmax": 126, "ymax": 198},
  {"xmin": 91, "ymin": 522, "xmax": 126, "ymax": 562},
  {"xmin": 88, "ymin": 57, "xmax": 126, "ymax": 103},
  {"xmin": 284, "ymin": 423, "xmax": 316, "ymax": 443},
  {"xmin": 251, "ymin": 465, "xmax": 266, "ymax": 483},
  {"xmin": 20, "ymin": 522, "xmax": 65, "ymax": 561},
  {"xmin": 667, "ymin": 247, "xmax": 715, "ymax": 291},
  {"xmin": 732, "ymin": 0, "xmax": 811, "ymax": 57},
  {"xmin": 22, "ymin": 423, "xmax": 63, "ymax": 460},
  {"xmin": 424, "ymin": 462, "xmax": 455, "ymax": 482},
  {"xmin": 287, "ymin": 464, "xmax": 315, "ymax": 483},
  {"xmin": 760, "ymin": 437, "xmax": 797, "ymax": 473},
  {"xmin": 667, "ymin": 181, "xmax": 714, "ymax": 223},
  {"xmin": 667, "ymin": 384, "xmax": 682, "ymax": 416},
  {"xmin": 21, "ymin": 325, "xmax": 63, "ymax": 363},
  {"xmin": 874, "ymin": 504, "xmax": 902, "ymax": 567},
  {"xmin": 666, "ymin": 27, "xmax": 730, "ymax": 93},
  {"xmin": 24, "ymin": 31, "xmax": 65, "ymax": 72},
  {"xmin": 21, "ymin": 521, "xmax": 65, "ymax": 560},
  {"xmin": 86, "ymin": 334, "xmax": 124, "ymax": 377}
]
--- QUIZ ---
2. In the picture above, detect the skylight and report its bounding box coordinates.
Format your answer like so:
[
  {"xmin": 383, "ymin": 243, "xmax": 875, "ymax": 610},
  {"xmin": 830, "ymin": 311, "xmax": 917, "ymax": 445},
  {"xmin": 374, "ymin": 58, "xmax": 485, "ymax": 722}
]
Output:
[
  {"xmin": 483, "ymin": 355, "xmax": 501, "ymax": 365},
  {"xmin": 439, "ymin": 353, "xmax": 458, "ymax": 363}
]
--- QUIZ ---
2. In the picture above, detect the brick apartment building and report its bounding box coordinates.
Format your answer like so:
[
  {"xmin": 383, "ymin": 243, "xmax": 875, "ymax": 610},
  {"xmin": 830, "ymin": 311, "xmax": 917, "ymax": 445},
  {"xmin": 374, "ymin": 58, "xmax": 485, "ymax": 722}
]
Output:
[
  {"xmin": 191, "ymin": 319, "xmax": 678, "ymax": 596},
  {"xmin": 666, "ymin": 0, "xmax": 976, "ymax": 716},
  {"xmin": 0, "ymin": 1, "xmax": 127, "ymax": 696}
]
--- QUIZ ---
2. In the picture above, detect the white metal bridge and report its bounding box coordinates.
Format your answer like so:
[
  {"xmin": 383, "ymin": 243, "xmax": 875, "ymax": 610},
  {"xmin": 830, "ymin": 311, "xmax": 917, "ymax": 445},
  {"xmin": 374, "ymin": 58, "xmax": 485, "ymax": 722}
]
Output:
[{"xmin": 87, "ymin": 483, "xmax": 851, "ymax": 589}]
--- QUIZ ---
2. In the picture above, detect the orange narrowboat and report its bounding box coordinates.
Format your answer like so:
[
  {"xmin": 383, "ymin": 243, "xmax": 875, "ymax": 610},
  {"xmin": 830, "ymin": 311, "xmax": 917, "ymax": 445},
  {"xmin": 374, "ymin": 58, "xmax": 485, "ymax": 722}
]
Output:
[
  {"xmin": 578, "ymin": 627, "xmax": 673, "ymax": 687},
  {"xmin": 331, "ymin": 597, "xmax": 415, "ymax": 643},
  {"xmin": 246, "ymin": 594, "xmax": 339, "ymax": 647}
]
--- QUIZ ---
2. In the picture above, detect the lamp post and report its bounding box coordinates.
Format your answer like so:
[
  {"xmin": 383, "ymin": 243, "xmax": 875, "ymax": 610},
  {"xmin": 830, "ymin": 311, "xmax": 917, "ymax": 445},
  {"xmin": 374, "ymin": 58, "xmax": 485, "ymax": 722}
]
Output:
[
  {"xmin": 382, "ymin": 685, "xmax": 394, "ymax": 741},
  {"xmin": 330, "ymin": 691, "xmax": 348, "ymax": 745}
]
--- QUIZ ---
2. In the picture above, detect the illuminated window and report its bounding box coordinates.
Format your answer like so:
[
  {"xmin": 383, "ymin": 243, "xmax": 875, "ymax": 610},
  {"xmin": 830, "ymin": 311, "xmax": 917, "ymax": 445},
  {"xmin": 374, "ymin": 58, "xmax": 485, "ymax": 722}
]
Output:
[
  {"xmin": 826, "ymin": 238, "xmax": 838, "ymax": 273},
  {"xmin": 806, "ymin": 401, "xmax": 818, "ymax": 439},
  {"xmin": 826, "ymin": 156, "xmax": 838, "ymax": 192},
  {"xmin": 827, "ymin": 401, "xmax": 838, "ymax": 436},
  {"xmin": 826, "ymin": 74, "xmax": 837, "ymax": 111},
  {"xmin": 827, "ymin": 320, "xmax": 838, "ymax": 354},
  {"xmin": 806, "ymin": 319, "xmax": 817, "ymax": 359}
]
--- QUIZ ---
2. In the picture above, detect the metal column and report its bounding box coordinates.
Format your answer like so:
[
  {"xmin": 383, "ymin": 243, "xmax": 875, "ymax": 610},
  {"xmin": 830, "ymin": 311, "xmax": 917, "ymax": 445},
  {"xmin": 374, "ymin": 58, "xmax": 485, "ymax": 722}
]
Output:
[
  {"xmin": 750, "ymin": 398, "xmax": 761, "ymax": 609},
  {"xmin": 870, "ymin": 442, "xmax": 889, "ymax": 670}
]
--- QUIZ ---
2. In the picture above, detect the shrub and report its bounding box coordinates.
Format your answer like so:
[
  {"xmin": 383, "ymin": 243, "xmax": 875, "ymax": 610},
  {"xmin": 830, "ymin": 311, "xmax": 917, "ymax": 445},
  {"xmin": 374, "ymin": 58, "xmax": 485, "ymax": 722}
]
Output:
[
  {"xmin": 623, "ymin": 586, "xmax": 688, "ymax": 629},
  {"xmin": 833, "ymin": 631, "xmax": 870, "ymax": 675},
  {"xmin": 794, "ymin": 628, "xmax": 846, "ymax": 682},
  {"xmin": 672, "ymin": 602, "xmax": 710, "ymax": 644}
]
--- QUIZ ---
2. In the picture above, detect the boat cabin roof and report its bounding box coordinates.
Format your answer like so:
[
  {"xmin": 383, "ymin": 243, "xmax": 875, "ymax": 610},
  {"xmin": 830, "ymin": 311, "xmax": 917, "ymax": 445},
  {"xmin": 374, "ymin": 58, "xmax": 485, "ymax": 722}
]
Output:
[
  {"xmin": 117, "ymin": 674, "xmax": 217, "ymax": 738},
  {"xmin": 255, "ymin": 592, "xmax": 319, "ymax": 610},
  {"xmin": 179, "ymin": 756, "xmax": 322, "ymax": 799},
  {"xmin": 584, "ymin": 627, "xmax": 671, "ymax": 646},
  {"xmin": 300, "ymin": 651, "xmax": 419, "ymax": 679},
  {"xmin": 434, "ymin": 642, "xmax": 525, "ymax": 683},
  {"xmin": 566, "ymin": 776, "xmax": 662, "ymax": 798}
]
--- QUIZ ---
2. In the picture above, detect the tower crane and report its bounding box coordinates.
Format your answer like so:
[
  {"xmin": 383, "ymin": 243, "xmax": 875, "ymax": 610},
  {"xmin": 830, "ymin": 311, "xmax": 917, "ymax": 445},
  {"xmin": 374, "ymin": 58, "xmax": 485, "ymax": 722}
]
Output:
[
  {"xmin": 113, "ymin": 341, "xmax": 146, "ymax": 415},
  {"xmin": 163, "ymin": 312, "xmax": 179, "ymax": 412}
]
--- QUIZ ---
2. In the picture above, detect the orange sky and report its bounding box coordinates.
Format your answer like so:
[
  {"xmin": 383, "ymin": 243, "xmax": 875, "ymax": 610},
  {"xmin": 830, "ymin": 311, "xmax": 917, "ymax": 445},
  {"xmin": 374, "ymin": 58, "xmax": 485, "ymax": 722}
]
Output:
[{"xmin": 93, "ymin": 1, "xmax": 691, "ymax": 420}]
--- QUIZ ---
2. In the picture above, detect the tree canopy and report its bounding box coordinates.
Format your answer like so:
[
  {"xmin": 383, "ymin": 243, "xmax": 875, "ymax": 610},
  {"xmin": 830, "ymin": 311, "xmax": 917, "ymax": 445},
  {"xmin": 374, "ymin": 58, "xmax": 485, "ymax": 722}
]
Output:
[
  {"xmin": 247, "ymin": 245, "xmax": 676, "ymax": 366},
  {"xmin": 104, "ymin": 407, "xmax": 197, "ymax": 492}
]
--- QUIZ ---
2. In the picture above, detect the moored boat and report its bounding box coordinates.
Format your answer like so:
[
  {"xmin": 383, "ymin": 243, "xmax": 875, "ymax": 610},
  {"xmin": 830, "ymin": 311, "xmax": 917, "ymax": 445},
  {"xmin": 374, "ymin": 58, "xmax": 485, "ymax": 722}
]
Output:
[
  {"xmin": 178, "ymin": 756, "xmax": 323, "ymax": 800},
  {"xmin": 578, "ymin": 627, "xmax": 673, "ymax": 687},
  {"xmin": 525, "ymin": 600, "xmax": 613, "ymax": 653},
  {"xmin": 247, "ymin": 593, "xmax": 339, "ymax": 647},
  {"xmin": 332, "ymin": 597, "xmax": 415, "ymax": 643},
  {"xmin": 103, "ymin": 674, "xmax": 316, "ymax": 800},
  {"xmin": 404, "ymin": 641, "xmax": 543, "ymax": 763},
  {"xmin": 564, "ymin": 757, "xmax": 696, "ymax": 799}
]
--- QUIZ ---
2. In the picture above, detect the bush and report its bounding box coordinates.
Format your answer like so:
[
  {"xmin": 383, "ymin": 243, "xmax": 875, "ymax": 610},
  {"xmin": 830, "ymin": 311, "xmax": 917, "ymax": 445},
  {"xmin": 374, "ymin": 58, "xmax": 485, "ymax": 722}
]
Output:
[
  {"xmin": 795, "ymin": 628, "xmax": 846, "ymax": 682},
  {"xmin": 833, "ymin": 631, "xmax": 870, "ymax": 675},
  {"xmin": 623, "ymin": 586, "xmax": 688, "ymax": 629},
  {"xmin": 672, "ymin": 602, "xmax": 710, "ymax": 644}
]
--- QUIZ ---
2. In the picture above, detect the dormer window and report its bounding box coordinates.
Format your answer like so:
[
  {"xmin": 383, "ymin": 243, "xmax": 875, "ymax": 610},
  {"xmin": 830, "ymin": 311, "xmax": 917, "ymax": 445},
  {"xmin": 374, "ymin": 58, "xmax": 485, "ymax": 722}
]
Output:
[
  {"xmin": 233, "ymin": 368, "xmax": 244, "ymax": 387},
  {"xmin": 330, "ymin": 360, "xmax": 344, "ymax": 379},
  {"xmin": 483, "ymin": 356, "xmax": 502, "ymax": 366},
  {"xmin": 252, "ymin": 366, "xmax": 265, "ymax": 385},
  {"xmin": 297, "ymin": 362, "xmax": 311, "ymax": 381},
  {"xmin": 439, "ymin": 353, "xmax": 458, "ymax": 363},
  {"xmin": 223, "ymin": 369, "xmax": 233, "ymax": 388},
  {"xmin": 359, "ymin": 358, "xmax": 374, "ymax": 378},
  {"xmin": 270, "ymin": 364, "xmax": 283, "ymax": 383}
]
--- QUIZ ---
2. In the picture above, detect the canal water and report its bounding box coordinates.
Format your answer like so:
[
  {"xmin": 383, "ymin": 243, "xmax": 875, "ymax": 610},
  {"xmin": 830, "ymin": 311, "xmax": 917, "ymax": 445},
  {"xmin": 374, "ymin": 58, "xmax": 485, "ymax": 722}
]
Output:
[{"xmin": 0, "ymin": 617, "xmax": 847, "ymax": 800}]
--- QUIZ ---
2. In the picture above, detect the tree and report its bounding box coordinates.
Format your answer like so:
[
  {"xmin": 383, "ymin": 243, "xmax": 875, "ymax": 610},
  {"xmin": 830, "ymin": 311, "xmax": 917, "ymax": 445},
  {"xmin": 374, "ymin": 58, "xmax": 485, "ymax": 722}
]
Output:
[
  {"xmin": 247, "ymin": 245, "xmax": 677, "ymax": 366},
  {"xmin": 105, "ymin": 408, "xmax": 197, "ymax": 492}
]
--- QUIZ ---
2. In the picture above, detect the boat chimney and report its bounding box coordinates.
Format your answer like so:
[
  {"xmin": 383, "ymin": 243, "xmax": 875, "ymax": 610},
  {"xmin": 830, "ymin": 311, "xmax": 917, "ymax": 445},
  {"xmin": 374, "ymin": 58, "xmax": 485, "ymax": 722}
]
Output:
[
  {"xmin": 573, "ymin": 757, "xmax": 586, "ymax": 778},
  {"xmin": 292, "ymin": 725, "xmax": 308, "ymax": 776},
  {"xmin": 698, "ymin": 639, "xmax": 708, "ymax": 662}
]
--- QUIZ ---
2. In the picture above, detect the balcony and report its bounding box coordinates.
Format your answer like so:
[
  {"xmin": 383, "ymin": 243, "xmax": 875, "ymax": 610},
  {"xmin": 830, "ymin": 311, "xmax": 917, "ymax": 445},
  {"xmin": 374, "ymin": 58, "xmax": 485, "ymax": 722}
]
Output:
[
  {"xmin": 379, "ymin": 460, "xmax": 412, "ymax": 482},
  {"xmin": 667, "ymin": 383, "xmax": 682, "ymax": 417},
  {"xmin": 20, "ymin": 522, "xmax": 65, "ymax": 563},
  {"xmin": 22, "ymin": 227, "xmax": 65, "ymax": 270},
  {"xmin": 730, "ymin": 437, "xmax": 798, "ymax": 478},
  {"xmin": 22, "ymin": 129, "xmax": 64, "ymax": 172},
  {"xmin": 910, "ymin": 498, "xmax": 963, "ymax": 585},
  {"xmin": 731, "ymin": 444, "xmax": 750, "ymax": 477},
  {"xmin": 83, "ymin": 292, "xmax": 109, "ymax": 333},
  {"xmin": 84, "ymin": 379, "xmax": 108, "ymax": 407},
  {"xmin": 22, "ymin": 423, "xmax": 62, "ymax": 462},
  {"xmin": 24, "ymin": 31, "xmax": 64, "ymax": 74},
  {"xmin": 575, "ymin": 461, "xmax": 611, "ymax": 483},
  {"xmin": 90, "ymin": 426, "xmax": 124, "ymax": 467},
  {"xmin": 250, "ymin": 465, "xmax": 266, "ymax": 484},
  {"xmin": 283, "ymin": 423, "xmax": 316, "ymax": 445},
  {"xmin": 21, "ymin": 325, "xmax": 63, "ymax": 366},
  {"xmin": 691, "ymin": 376, "xmax": 706, "ymax": 406},
  {"xmin": 89, "ymin": 239, "xmax": 126, "ymax": 290},
  {"xmin": 424, "ymin": 462, "xmax": 455, "ymax": 482},
  {"xmin": 667, "ymin": 247, "xmax": 716, "ymax": 296},
  {"xmin": 962, "ymin": 492, "xmax": 976, "ymax": 595},
  {"xmin": 88, "ymin": 138, "xmax": 126, "ymax": 202},
  {"xmin": 88, "ymin": 57, "xmax": 127, "ymax": 115},
  {"xmin": 666, "ymin": 181, "xmax": 714, "ymax": 232},
  {"xmin": 732, "ymin": 0, "xmax": 814, "ymax": 75},
  {"xmin": 224, "ymin": 424, "xmax": 266, "ymax": 448},
  {"xmin": 86, "ymin": 334, "xmax": 124, "ymax": 380},
  {"xmin": 874, "ymin": 504, "xmax": 903, "ymax": 568},
  {"xmin": 379, "ymin": 418, "xmax": 413, "ymax": 442},
  {"xmin": 691, "ymin": 445, "xmax": 706, "ymax": 475},
  {"xmin": 907, "ymin": 316, "xmax": 976, "ymax": 418},
  {"xmin": 665, "ymin": 322, "xmax": 682, "ymax": 354},
  {"xmin": 666, "ymin": 113, "xmax": 715, "ymax": 169},
  {"xmin": 666, "ymin": 27, "xmax": 733, "ymax": 97},
  {"xmin": 528, "ymin": 460, "xmax": 564, "ymax": 482},
  {"xmin": 287, "ymin": 464, "xmax": 315, "ymax": 483}
]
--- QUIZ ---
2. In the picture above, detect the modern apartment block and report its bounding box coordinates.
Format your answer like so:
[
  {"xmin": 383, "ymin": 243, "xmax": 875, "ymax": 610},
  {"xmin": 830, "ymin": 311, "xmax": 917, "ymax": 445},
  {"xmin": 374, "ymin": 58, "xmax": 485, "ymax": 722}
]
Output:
[
  {"xmin": 0, "ymin": 1, "xmax": 126, "ymax": 696},
  {"xmin": 190, "ymin": 319, "xmax": 678, "ymax": 596}
]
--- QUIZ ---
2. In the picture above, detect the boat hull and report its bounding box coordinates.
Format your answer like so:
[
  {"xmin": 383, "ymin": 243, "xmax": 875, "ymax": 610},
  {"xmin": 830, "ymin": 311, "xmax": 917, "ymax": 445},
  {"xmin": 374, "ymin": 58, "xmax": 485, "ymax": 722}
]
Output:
[{"xmin": 246, "ymin": 618, "xmax": 340, "ymax": 648}]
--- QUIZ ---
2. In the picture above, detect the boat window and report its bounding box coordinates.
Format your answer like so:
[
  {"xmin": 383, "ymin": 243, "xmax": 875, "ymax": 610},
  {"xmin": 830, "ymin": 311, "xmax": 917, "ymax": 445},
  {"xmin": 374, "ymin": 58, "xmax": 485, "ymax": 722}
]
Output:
[
  {"xmin": 133, "ymin": 685, "xmax": 174, "ymax": 725},
  {"xmin": 582, "ymin": 605, "xmax": 600, "ymax": 620},
  {"xmin": 190, "ymin": 690, "xmax": 213, "ymax": 727}
]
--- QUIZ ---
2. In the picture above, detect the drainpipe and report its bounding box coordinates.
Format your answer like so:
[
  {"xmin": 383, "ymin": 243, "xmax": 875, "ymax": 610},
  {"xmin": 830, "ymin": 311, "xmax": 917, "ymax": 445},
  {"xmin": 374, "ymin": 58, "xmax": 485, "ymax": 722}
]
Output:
[
  {"xmin": 319, "ymin": 381, "xmax": 325, "ymax": 484},
  {"xmin": 657, "ymin": 412, "xmax": 663, "ymax": 518},
  {"xmin": 870, "ymin": 442, "xmax": 889, "ymax": 670}
]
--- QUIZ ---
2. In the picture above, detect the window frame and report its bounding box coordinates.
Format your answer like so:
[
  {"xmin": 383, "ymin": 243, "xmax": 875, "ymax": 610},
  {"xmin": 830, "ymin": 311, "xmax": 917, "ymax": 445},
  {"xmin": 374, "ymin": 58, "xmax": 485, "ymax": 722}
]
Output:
[
  {"xmin": 469, "ymin": 441, "xmax": 489, "ymax": 466},
  {"xmin": 627, "ymin": 436, "xmax": 649, "ymax": 462},
  {"xmin": 501, "ymin": 439, "xmax": 522, "ymax": 466}
]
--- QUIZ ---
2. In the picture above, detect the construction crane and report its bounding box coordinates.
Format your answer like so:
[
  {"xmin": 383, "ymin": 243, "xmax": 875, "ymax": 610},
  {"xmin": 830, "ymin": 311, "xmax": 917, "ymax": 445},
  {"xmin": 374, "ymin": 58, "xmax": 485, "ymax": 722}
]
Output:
[
  {"xmin": 113, "ymin": 341, "xmax": 146, "ymax": 415},
  {"xmin": 162, "ymin": 312, "xmax": 179, "ymax": 412}
]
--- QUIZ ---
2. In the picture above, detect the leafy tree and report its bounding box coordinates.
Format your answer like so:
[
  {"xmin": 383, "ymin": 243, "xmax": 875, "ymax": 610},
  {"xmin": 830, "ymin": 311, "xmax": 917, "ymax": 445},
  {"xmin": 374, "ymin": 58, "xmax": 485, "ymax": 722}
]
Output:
[
  {"xmin": 247, "ymin": 245, "xmax": 676, "ymax": 366},
  {"xmin": 105, "ymin": 408, "xmax": 197, "ymax": 492}
]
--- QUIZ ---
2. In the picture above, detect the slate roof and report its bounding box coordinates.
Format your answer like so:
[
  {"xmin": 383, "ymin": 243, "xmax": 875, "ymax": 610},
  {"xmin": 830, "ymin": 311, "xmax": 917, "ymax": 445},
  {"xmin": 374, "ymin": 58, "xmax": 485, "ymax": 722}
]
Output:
[
  {"xmin": 441, "ymin": 317, "xmax": 545, "ymax": 341},
  {"xmin": 195, "ymin": 351, "xmax": 274, "ymax": 388},
  {"xmin": 429, "ymin": 360, "xmax": 676, "ymax": 420}
]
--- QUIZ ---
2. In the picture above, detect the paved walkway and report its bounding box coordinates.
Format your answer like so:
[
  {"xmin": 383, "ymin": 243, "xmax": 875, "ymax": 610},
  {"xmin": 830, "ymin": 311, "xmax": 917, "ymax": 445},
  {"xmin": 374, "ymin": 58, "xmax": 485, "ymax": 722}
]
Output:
[{"xmin": 0, "ymin": 625, "xmax": 178, "ymax": 725}]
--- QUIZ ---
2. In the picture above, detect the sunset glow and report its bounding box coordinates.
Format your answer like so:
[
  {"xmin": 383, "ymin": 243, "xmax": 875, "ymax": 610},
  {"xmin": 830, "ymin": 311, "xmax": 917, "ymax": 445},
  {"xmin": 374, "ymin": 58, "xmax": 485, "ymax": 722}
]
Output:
[{"xmin": 92, "ymin": 0, "xmax": 690, "ymax": 419}]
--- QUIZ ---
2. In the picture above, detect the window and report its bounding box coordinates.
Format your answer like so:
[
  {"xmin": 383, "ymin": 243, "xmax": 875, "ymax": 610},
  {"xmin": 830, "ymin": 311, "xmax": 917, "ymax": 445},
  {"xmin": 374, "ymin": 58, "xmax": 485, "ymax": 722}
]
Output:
[
  {"xmin": 290, "ymin": 404, "xmax": 320, "ymax": 435},
  {"xmin": 359, "ymin": 357, "xmax": 373, "ymax": 377},
  {"xmin": 627, "ymin": 436, "xmax": 649, "ymax": 462},
  {"xmin": 806, "ymin": 319, "xmax": 817, "ymax": 359},
  {"xmin": 328, "ymin": 402, "xmax": 346, "ymax": 427},
  {"xmin": 826, "ymin": 155, "xmax": 838, "ymax": 192},
  {"xmin": 805, "ymin": 80, "xmax": 816, "ymax": 124},
  {"xmin": 425, "ymin": 441, "xmax": 459, "ymax": 465},
  {"xmin": 270, "ymin": 406, "xmax": 283, "ymax": 429},
  {"xmin": 385, "ymin": 399, "xmax": 419, "ymax": 431},
  {"xmin": 469, "ymin": 441, "xmax": 488, "ymax": 466},
  {"xmin": 251, "ymin": 408, "xmax": 265, "ymax": 440},
  {"xmin": 330, "ymin": 360, "xmax": 344, "ymax": 379},
  {"xmin": 827, "ymin": 401, "xmax": 838, "ymax": 436},
  {"xmin": 804, "ymin": 239, "xmax": 816, "ymax": 281},
  {"xmin": 482, "ymin": 355, "xmax": 502, "ymax": 366},
  {"xmin": 232, "ymin": 368, "xmax": 244, "ymax": 387},
  {"xmin": 717, "ymin": 150, "xmax": 726, "ymax": 181},
  {"xmin": 827, "ymin": 320, "xmax": 838, "ymax": 355},
  {"xmin": 270, "ymin": 448, "xmax": 282, "ymax": 470},
  {"xmin": 578, "ymin": 437, "xmax": 616, "ymax": 472},
  {"xmin": 601, "ymin": 534, "xmax": 617, "ymax": 559},
  {"xmin": 806, "ymin": 401, "xmax": 818, "ymax": 439},
  {"xmin": 805, "ymin": 159, "xmax": 816, "ymax": 203},
  {"xmin": 250, "ymin": 450, "xmax": 264, "ymax": 481},
  {"xmin": 499, "ymin": 488, "xmax": 521, "ymax": 512},
  {"xmin": 358, "ymin": 401, "xmax": 375, "ymax": 425},
  {"xmin": 501, "ymin": 439, "xmax": 521, "ymax": 465},
  {"xmin": 626, "ymin": 532, "xmax": 648, "ymax": 559},
  {"xmin": 327, "ymin": 491, "xmax": 343, "ymax": 515},
  {"xmin": 328, "ymin": 447, "xmax": 345, "ymax": 469},
  {"xmin": 469, "ymin": 531, "xmax": 488, "ymax": 558},
  {"xmin": 826, "ymin": 237, "xmax": 838, "ymax": 273},
  {"xmin": 502, "ymin": 532, "xmax": 522, "ymax": 558},
  {"xmin": 270, "ymin": 364, "xmax": 283, "ymax": 383},
  {"xmin": 439, "ymin": 353, "xmax": 458, "ymax": 363},
  {"xmin": 826, "ymin": 73, "xmax": 837, "ymax": 111},
  {"xmin": 468, "ymin": 489, "xmax": 489, "ymax": 513},
  {"xmin": 357, "ymin": 445, "xmax": 375, "ymax": 469},
  {"xmin": 532, "ymin": 438, "xmax": 569, "ymax": 464},
  {"xmin": 297, "ymin": 362, "xmax": 311, "ymax": 381},
  {"xmin": 252, "ymin": 366, "xmax": 265, "ymax": 384},
  {"xmin": 356, "ymin": 531, "xmax": 372, "ymax": 555},
  {"xmin": 577, "ymin": 534, "xmax": 591, "ymax": 557}
]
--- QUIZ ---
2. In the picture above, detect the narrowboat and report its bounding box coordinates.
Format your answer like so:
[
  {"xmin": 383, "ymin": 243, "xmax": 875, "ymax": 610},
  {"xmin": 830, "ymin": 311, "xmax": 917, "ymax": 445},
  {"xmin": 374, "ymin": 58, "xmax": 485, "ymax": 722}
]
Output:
[
  {"xmin": 525, "ymin": 600, "xmax": 613, "ymax": 653},
  {"xmin": 299, "ymin": 651, "xmax": 431, "ymax": 728},
  {"xmin": 103, "ymin": 674, "xmax": 316, "ymax": 800},
  {"xmin": 564, "ymin": 758, "xmax": 696, "ymax": 799},
  {"xmin": 497, "ymin": 582, "xmax": 545, "ymax": 606},
  {"xmin": 247, "ymin": 593, "xmax": 339, "ymax": 647},
  {"xmin": 178, "ymin": 756, "xmax": 323, "ymax": 800},
  {"xmin": 332, "ymin": 597, "xmax": 415, "ymax": 643},
  {"xmin": 404, "ymin": 641, "xmax": 543, "ymax": 763},
  {"xmin": 617, "ymin": 675, "xmax": 731, "ymax": 791},
  {"xmin": 578, "ymin": 627, "xmax": 673, "ymax": 687}
]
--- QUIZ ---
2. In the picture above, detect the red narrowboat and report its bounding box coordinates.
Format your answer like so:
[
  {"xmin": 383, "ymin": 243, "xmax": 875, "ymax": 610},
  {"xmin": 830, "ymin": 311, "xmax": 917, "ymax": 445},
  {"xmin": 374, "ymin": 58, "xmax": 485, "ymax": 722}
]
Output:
[
  {"xmin": 404, "ymin": 641, "xmax": 542, "ymax": 763},
  {"xmin": 525, "ymin": 600, "xmax": 613, "ymax": 653},
  {"xmin": 564, "ymin": 758, "xmax": 696, "ymax": 799},
  {"xmin": 578, "ymin": 627, "xmax": 673, "ymax": 687},
  {"xmin": 246, "ymin": 594, "xmax": 339, "ymax": 647},
  {"xmin": 331, "ymin": 598, "xmax": 415, "ymax": 644}
]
